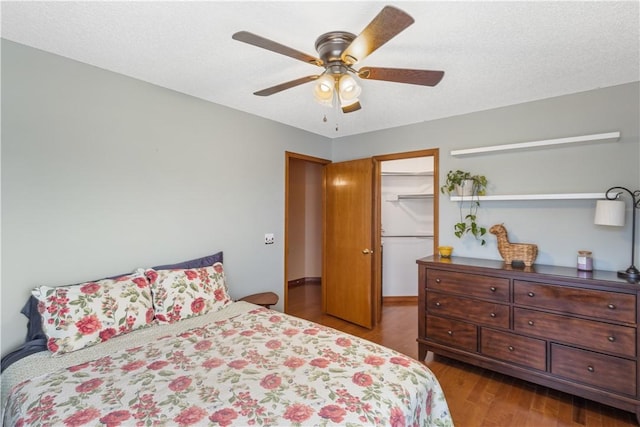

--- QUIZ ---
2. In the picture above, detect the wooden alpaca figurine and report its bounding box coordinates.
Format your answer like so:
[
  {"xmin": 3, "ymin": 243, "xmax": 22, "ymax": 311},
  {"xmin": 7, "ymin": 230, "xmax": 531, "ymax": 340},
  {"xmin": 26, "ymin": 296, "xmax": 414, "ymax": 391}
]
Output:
[{"xmin": 489, "ymin": 224, "xmax": 538, "ymax": 267}]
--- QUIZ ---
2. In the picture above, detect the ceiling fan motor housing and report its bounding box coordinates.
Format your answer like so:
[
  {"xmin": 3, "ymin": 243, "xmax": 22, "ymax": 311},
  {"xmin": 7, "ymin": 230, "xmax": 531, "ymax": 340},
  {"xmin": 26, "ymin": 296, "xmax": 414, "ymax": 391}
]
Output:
[{"xmin": 315, "ymin": 31, "xmax": 356, "ymax": 73}]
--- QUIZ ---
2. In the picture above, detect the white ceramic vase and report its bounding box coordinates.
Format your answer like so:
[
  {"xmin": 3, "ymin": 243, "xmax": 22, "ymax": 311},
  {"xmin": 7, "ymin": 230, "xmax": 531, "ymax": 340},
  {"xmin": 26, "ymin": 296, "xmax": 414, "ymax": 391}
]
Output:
[{"xmin": 455, "ymin": 179, "xmax": 474, "ymax": 197}]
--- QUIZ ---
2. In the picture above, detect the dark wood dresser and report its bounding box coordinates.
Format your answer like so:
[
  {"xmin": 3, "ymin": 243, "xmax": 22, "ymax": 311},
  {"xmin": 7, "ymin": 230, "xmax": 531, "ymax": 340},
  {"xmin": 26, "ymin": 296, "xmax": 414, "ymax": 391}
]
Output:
[{"xmin": 417, "ymin": 256, "xmax": 640, "ymax": 423}]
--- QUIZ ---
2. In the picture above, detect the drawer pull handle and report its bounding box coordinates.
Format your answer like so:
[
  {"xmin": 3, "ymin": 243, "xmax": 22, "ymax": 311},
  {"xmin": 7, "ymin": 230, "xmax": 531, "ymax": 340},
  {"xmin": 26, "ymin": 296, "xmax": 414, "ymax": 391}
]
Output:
[
  {"xmin": 587, "ymin": 365, "xmax": 595, "ymax": 373},
  {"xmin": 528, "ymin": 320, "xmax": 535, "ymax": 326},
  {"xmin": 489, "ymin": 286, "xmax": 497, "ymax": 292},
  {"xmin": 490, "ymin": 312, "xmax": 496, "ymax": 318},
  {"xmin": 435, "ymin": 302, "xmax": 441, "ymax": 307},
  {"xmin": 607, "ymin": 303, "xmax": 616, "ymax": 310},
  {"xmin": 608, "ymin": 336, "xmax": 616, "ymax": 342},
  {"xmin": 447, "ymin": 330, "xmax": 453, "ymax": 336},
  {"xmin": 508, "ymin": 346, "xmax": 515, "ymax": 352},
  {"xmin": 435, "ymin": 278, "xmax": 441, "ymax": 284},
  {"xmin": 527, "ymin": 292, "xmax": 535, "ymax": 297}
]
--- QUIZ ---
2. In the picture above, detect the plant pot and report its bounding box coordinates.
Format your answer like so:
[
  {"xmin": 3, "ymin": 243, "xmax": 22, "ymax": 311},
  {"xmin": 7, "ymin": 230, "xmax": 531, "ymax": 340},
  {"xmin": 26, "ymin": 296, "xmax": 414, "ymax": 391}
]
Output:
[{"xmin": 455, "ymin": 180, "xmax": 474, "ymax": 196}]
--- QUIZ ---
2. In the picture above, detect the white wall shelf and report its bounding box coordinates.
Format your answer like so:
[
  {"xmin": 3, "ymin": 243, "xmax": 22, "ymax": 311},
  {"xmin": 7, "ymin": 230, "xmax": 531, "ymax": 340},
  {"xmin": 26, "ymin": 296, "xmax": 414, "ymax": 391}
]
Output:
[
  {"xmin": 450, "ymin": 131, "xmax": 620, "ymax": 156},
  {"xmin": 450, "ymin": 193, "xmax": 604, "ymax": 201}
]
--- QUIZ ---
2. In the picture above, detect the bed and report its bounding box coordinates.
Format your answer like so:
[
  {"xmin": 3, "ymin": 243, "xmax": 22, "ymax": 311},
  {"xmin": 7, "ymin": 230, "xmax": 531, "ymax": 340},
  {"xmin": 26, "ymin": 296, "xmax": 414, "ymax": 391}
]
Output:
[{"xmin": 1, "ymin": 252, "xmax": 453, "ymax": 426}]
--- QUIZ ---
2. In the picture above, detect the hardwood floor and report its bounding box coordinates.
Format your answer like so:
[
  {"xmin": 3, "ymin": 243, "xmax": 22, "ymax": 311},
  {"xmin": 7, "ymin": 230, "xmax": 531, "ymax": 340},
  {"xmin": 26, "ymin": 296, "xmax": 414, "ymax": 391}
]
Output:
[{"xmin": 286, "ymin": 283, "xmax": 638, "ymax": 427}]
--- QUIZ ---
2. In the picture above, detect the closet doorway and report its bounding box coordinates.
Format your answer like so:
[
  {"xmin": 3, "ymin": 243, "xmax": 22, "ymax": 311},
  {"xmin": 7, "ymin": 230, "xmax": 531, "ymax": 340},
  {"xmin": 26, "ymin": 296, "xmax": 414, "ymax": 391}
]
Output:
[{"xmin": 376, "ymin": 149, "xmax": 439, "ymax": 304}]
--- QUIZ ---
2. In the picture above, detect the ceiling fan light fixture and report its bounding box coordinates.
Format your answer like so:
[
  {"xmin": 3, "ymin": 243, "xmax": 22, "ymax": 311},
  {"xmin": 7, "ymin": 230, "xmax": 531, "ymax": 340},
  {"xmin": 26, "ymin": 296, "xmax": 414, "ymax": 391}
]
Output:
[
  {"xmin": 338, "ymin": 74, "xmax": 361, "ymax": 102},
  {"xmin": 313, "ymin": 74, "xmax": 335, "ymax": 105},
  {"xmin": 234, "ymin": 6, "xmax": 445, "ymax": 114}
]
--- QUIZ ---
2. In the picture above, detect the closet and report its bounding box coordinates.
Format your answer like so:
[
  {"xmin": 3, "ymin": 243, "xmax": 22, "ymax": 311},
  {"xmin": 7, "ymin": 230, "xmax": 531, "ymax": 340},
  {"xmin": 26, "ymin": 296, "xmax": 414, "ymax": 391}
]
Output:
[{"xmin": 381, "ymin": 157, "xmax": 435, "ymax": 298}]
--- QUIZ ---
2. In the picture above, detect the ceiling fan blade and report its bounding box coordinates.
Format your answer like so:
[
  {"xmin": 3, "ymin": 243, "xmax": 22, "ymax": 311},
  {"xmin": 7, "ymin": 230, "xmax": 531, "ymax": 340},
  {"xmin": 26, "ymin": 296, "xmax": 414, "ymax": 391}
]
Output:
[
  {"xmin": 341, "ymin": 6, "xmax": 414, "ymax": 65},
  {"xmin": 232, "ymin": 31, "xmax": 322, "ymax": 66},
  {"xmin": 342, "ymin": 101, "xmax": 362, "ymax": 113},
  {"xmin": 358, "ymin": 67, "xmax": 445, "ymax": 86},
  {"xmin": 254, "ymin": 75, "xmax": 319, "ymax": 96}
]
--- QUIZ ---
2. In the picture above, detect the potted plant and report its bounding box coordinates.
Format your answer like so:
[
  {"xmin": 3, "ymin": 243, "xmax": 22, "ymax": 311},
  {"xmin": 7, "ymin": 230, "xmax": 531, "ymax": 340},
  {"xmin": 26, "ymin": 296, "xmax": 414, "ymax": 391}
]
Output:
[{"xmin": 440, "ymin": 170, "xmax": 488, "ymax": 245}]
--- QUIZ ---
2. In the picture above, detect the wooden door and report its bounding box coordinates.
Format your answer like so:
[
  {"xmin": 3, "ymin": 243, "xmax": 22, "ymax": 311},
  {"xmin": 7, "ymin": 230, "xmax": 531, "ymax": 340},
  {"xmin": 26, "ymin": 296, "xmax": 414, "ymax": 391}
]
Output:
[{"xmin": 323, "ymin": 158, "xmax": 379, "ymax": 328}]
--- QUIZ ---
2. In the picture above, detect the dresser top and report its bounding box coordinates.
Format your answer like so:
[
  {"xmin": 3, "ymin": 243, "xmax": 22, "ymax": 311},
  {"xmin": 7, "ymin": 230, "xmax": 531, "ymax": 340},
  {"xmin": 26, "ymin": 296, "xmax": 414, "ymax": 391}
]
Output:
[{"xmin": 418, "ymin": 255, "xmax": 640, "ymax": 290}]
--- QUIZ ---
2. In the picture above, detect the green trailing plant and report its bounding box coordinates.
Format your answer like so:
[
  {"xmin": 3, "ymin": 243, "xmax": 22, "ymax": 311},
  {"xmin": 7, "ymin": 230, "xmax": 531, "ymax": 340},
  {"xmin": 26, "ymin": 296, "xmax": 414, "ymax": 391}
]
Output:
[{"xmin": 440, "ymin": 170, "xmax": 488, "ymax": 245}]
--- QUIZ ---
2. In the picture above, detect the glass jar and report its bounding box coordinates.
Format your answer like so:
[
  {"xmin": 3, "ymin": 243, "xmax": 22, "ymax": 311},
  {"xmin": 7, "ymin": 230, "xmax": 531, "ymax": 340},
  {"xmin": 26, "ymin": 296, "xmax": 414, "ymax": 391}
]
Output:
[{"xmin": 577, "ymin": 250, "xmax": 593, "ymax": 271}]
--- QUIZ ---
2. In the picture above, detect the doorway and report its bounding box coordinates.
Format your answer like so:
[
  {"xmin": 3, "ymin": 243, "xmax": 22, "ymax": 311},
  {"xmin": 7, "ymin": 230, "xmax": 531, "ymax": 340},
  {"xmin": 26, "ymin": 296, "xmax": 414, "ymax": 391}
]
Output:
[
  {"xmin": 284, "ymin": 152, "xmax": 330, "ymax": 313},
  {"xmin": 376, "ymin": 149, "xmax": 439, "ymax": 303}
]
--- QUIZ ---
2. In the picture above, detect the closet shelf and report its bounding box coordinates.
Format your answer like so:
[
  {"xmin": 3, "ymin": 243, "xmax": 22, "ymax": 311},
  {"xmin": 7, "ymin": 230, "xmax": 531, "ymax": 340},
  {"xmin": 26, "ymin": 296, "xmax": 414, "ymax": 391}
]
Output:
[
  {"xmin": 382, "ymin": 234, "xmax": 434, "ymax": 238},
  {"xmin": 450, "ymin": 131, "xmax": 620, "ymax": 156},
  {"xmin": 387, "ymin": 193, "xmax": 434, "ymax": 201},
  {"xmin": 381, "ymin": 171, "xmax": 434, "ymax": 176},
  {"xmin": 449, "ymin": 192, "xmax": 605, "ymax": 201}
]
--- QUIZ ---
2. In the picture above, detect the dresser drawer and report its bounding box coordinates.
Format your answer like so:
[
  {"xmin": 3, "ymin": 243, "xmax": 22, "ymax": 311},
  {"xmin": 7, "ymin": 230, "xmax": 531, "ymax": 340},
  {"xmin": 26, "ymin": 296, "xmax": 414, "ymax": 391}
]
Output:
[
  {"xmin": 427, "ymin": 292, "xmax": 510, "ymax": 329},
  {"xmin": 427, "ymin": 270, "xmax": 510, "ymax": 302},
  {"xmin": 551, "ymin": 344, "xmax": 636, "ymax": 396},
  {"xmin": 481, "ymin": 329, "xmax": 546, "ymax": 371},
  {"xmin": 426, "ymin": 315, "xmax": 477, "ymax": 352},
  {"xmin": 514, "ymin": 280, "xmax": 636, "ymax": 323},
  {"xmin": 514, "ymin": 308, "xmax": 636, "ymax": 357}
]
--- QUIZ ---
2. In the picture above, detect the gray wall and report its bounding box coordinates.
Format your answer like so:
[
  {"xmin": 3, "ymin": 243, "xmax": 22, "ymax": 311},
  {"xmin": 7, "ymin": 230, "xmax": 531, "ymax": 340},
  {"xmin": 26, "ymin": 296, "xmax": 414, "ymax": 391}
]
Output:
[
  {"xmin": 333, "ymin": 82, "xmax": 640, "ymax": 270},
  {"xmin": 2, "ymin": 39, "xmax": 639, "ymax": 358},
  {"xmin": 1, "ymin": 40, "xmax": 331, "ymax": 356}
]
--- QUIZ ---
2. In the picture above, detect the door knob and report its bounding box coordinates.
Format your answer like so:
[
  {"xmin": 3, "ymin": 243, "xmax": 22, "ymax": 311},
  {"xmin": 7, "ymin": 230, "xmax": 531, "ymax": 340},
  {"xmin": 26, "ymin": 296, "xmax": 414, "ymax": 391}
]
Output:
[{"xmin": 362, "ymin": 249, "xmax": 373, "ymax": 254}]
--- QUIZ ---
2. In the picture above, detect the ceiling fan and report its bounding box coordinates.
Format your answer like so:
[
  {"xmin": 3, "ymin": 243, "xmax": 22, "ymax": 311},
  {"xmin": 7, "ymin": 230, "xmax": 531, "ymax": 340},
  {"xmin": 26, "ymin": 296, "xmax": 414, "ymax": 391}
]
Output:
[{"xmin": 232, "ymin": 5, "xmax": 444, "ymax": 114}]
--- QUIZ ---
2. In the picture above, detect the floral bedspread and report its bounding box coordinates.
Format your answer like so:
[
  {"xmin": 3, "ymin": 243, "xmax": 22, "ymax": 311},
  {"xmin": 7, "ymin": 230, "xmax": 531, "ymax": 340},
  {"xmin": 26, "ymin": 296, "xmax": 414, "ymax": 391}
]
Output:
[{"xmin": 3, "ymin": 304, "xmax": 452, "ymax": 426}]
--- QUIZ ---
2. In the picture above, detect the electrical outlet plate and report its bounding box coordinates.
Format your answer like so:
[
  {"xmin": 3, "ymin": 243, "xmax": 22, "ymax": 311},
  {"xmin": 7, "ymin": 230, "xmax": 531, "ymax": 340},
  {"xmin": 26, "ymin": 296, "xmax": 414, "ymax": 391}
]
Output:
[{"xmin": 264, "ymin": 233, "xmax": 274, "ymax": 244}]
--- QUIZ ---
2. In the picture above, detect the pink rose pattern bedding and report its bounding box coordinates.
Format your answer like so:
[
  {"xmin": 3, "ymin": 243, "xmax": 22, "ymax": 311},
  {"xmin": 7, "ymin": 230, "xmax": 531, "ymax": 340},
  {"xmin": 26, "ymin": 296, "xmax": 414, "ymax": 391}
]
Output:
[{"xmin": 4, "ymin": 307, "xmax": 452, "ymax": 426}]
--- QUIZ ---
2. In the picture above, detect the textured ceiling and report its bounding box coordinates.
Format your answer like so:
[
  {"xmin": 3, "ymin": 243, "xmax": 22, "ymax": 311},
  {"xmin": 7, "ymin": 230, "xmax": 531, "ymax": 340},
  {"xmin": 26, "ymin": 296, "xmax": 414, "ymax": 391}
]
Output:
[{"xmin": 2, "ymin": 1, "xmax": 639, "ymax": 138}]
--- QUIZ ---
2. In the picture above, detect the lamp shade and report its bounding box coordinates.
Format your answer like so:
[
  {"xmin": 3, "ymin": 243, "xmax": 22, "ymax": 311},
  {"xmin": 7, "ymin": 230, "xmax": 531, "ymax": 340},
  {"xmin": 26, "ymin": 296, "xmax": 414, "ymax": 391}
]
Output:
[
  {"xmin": 594, "ymin": 199, "xmax": 625, "ymax": 227},
  {"xmin": 338, "ymin": 74, "xmax": 361, "ymax": 102},
  {"xmin": 313, "ymin": 75, "xmax": 335, "ymax": 106}
]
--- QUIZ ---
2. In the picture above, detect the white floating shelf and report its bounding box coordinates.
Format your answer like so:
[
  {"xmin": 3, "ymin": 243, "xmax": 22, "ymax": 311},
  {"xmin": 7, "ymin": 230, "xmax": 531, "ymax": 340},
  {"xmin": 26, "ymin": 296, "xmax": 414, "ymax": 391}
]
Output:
[
  {"xmin": 450, "ymin": 132, "xmax": 620, "ymax": 156},
  {"xmin": 450, "ymin": 193, "xmax": 605, "ymax": 201}
]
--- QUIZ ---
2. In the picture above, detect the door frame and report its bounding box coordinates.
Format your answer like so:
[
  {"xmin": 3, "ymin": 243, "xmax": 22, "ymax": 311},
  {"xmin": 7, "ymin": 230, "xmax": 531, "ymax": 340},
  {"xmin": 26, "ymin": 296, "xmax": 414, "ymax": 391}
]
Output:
[
  {"xmin": 284, "ymin": 151, "xmax": 331, "ymax": 313},
  {"xmin": 373, "ymin": 149, "xmax": 440, "ymax": 319}
]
